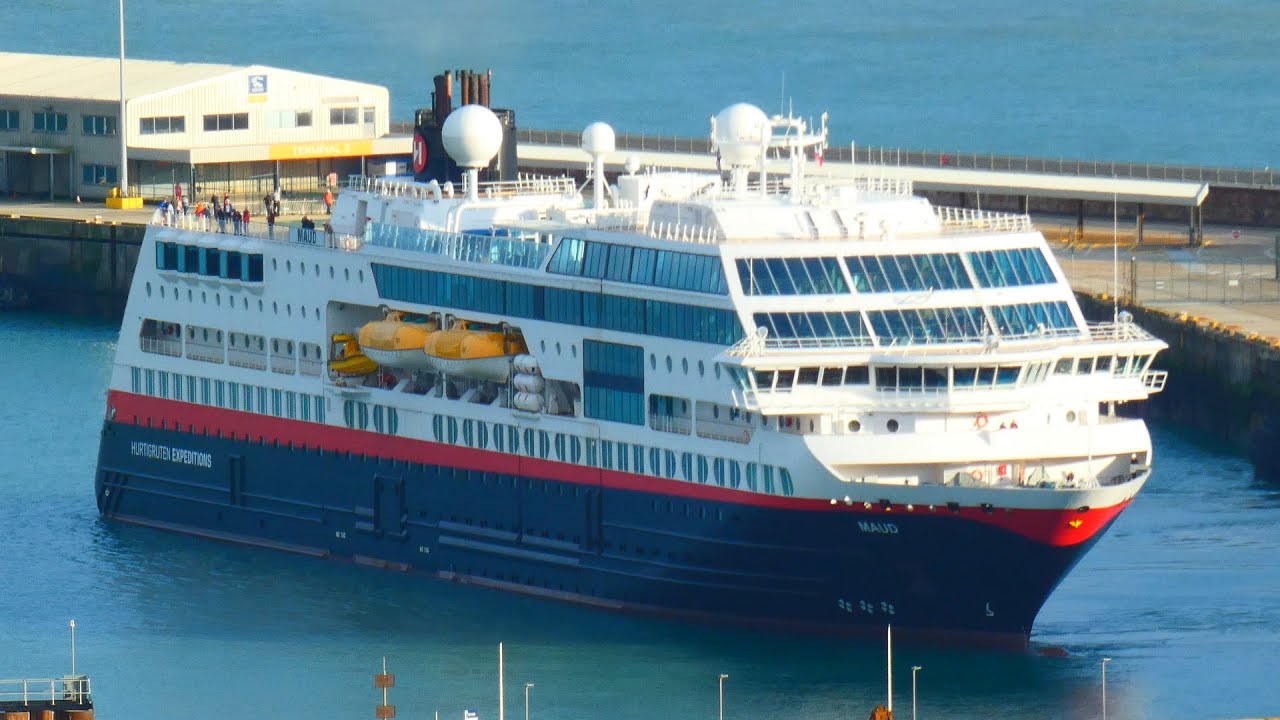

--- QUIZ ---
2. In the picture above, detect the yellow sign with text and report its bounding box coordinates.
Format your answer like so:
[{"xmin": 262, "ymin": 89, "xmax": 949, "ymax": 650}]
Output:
[{"xmin": 267, "ymin": 139, "xmax": 375, "ymax": 161}]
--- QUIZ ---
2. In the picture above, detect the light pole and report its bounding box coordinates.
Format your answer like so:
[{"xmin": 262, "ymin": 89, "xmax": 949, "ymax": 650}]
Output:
[
  {"xmin": 523, "ymin": 683, "xmax": 533, "ymax": 720},
  {"xmin": 718, "ymin": 674, "xmax": 728, "ymax": 720},
  {"xmin": 911, "ymin": 666, "xmax": 922, "ymax": 720},
  {"xmin": 117, "ymin": 0, "xmax": 129, "ymax": 197},
  {"xmin": 1101, "ymin": 657, "xmax": 1111, "ymax": 720},
  {"xmin": 69, "ymin": 620, "xmax": 77, "ymax": 675}
]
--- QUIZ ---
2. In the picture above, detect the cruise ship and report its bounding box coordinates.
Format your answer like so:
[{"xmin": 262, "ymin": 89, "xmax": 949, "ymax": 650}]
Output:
[{"xmin": 94, "ymin": 101, "xmax": 1167, "ymax": 647}]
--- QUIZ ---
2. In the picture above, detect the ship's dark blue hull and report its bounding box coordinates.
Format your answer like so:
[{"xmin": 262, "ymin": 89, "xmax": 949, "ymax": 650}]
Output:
[{"xmin": 95, "ymin": 397, "xmax": 1115, "ymax": 648}]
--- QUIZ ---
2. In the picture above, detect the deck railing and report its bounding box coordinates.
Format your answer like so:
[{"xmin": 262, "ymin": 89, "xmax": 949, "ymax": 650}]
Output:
[{"xmin": 0, "ymin": 676, "xmax": 91, "ymax": 705}]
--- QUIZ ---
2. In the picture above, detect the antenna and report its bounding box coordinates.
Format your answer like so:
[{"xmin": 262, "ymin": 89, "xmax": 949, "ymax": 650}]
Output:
[{"xmin": 1113, "ymin": 188, "xmax": 1119, "ymax": 322}]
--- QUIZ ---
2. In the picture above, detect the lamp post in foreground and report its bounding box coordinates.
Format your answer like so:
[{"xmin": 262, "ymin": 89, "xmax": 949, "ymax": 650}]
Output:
[
  {"xmin": 1102, "ymin": 657, "xmax": 1112, "ymax": 720},
  {"xmin": 117, "ymin": 0, "xmax": 128, "ymax": 196},
  {"xmin": 523, "ymin": 683, "xmax": 533, "ymax": 720},
  {"xmin": 911, "ymin": 666, "xmax": 922, "ymax": 720},
  {"xmin": 718, "ymin": 673, "xmax": 728, "ymax": 720}
]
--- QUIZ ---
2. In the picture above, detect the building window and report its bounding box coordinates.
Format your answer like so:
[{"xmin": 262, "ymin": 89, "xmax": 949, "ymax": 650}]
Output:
[
  {"xmin": 82, "ymin": 164, "xmax": 119, "ymax": 186},
  {"xmin": 0, "ymin": 110, "xmax": 18, "ymax": 131},
  {"xmin": 140, "ymin": 116, "xmax": 185, "ymax": 134},
  {"xmin": 82, "ymin": 115, "xmax": 117, "ymax": 136},
  {"xmin": 267, "ymin": 110, "xmax": 313, "ymax": 129},
  {"xmin": 33, "ymin": 111, "xmax": 68, "ymax": 133},
  {"xmin": 203, "ymin": 113, "xmax": 249, "ymax": 131},
  {"xmin": 329, "ymin": 107, "xmax": 358, "ymax": 125},
  {"xmin": 362, "ymin": 107, "xmax": 375, "ymax": 124}
]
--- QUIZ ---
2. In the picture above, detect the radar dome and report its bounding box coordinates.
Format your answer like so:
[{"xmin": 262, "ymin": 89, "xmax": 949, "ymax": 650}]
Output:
[
  {"xmin": 581, "ymin": 122, "xmax": 616, "ymax": 154},
  {"xmin": 712, "ymin": 103, "xmax": 769, "ymax": 167},
  {"xmin": 442, "ymin": 105, "xmax": 504, "ymax": 168}
]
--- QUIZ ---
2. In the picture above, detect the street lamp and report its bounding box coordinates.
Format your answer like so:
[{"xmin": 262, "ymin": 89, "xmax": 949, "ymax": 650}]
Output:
[
  {"xmin": 1101, "ymin": 658, "xmax": 1111, "ymax": 720},
  {"xmin": 69, "ymin": 620, "xmax": 77, "ymax": 675},
  {"xmin": 911, "ymin": 666, "xmax": 922, "ymax": 720},
  {"xmin": 718, "ymin": 674, "xmax": 729, "ymax": 720},
  {"xmin": 523, "ymin": 683, "xmax": 534, "ymax": 720}
]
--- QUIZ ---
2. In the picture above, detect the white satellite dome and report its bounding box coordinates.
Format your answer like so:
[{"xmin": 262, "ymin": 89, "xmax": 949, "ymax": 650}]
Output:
[
  {"xmin": 442, "ymin": 105, "xmax": 504, "ymax": 169},
  {"xmin": 581, "ymin": 122, "xmax": 616, "ymax": 154},
  {"xmin": 712, "ymin": 103, "xmax": 769, "ymax": 167}
]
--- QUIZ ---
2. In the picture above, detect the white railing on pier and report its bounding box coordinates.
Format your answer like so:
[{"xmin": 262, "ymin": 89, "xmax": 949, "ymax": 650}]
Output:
[
  {"xmin": 0, "ymin": 676, "xmax": 91, "ymax": 705},
  {"xmin": 934, "ymin": 207, "xmax": 1034, "ymax": 234}
]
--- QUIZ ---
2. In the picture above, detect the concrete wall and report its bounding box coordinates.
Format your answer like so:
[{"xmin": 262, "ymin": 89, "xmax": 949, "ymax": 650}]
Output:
[{"xmin": 0, "ymin": 216, "xmax": 142, "ymax": 317}]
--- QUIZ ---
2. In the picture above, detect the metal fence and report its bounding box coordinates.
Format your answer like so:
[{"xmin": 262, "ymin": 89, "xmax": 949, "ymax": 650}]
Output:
[
  {"xmin": 516, "ymin": 128, "xmax": 1278, "ymax": 188},
  {"xmin": 1061, "ymin": 255, "xmax": 1280, "ymax": 304}
]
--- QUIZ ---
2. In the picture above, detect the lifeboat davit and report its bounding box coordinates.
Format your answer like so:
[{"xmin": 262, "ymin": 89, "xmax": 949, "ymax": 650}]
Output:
[
  {"xmin": 357, "ymin": 311, "xmax": 440, "ymax": 370},
  {"xmin": 328, "ymin": 333, "xmax": 378, "ymax": 377},
  {"xmin": 422, "ymin": 320, "xmax": 527, "ymax": 382}
]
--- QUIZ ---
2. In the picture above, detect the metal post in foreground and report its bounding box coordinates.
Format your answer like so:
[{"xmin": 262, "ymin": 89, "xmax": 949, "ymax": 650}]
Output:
[
  {"xmin": 118, "ymin": 0, "xmax": 129, "ymax": 196},
  {"xmin": 911, "ymin": 666, "xmax": 922, "ymax": 720},
  {"xmin": 69, "ymin": 619, "xmax": 76, "ymax": 675},
  {"xmin": 524, "ymin": 683, "xmax": 533, "ymax": 720},
  {"xmin": 718, "ymin": 673, "xmax": 728, "ymax": 720},
  {"xmin": 1101, "ymin": 657, "xmax": 1111, "ymax": 720}
]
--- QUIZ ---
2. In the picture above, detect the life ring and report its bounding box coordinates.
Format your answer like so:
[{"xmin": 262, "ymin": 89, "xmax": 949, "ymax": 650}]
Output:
[
  {"xmin": 974, "ymin": 414, "xmax": 989, "ymax": 429},
  {"xmin": 969, "ymin": 469, "xmax": 983, "ymax": 482},
  {"xmin": 997, "ymin": 463, "xmax": 1008, "ymax": 477}
]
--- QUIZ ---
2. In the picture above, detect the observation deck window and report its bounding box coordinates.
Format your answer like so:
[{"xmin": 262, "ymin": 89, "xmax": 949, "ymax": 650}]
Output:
[
  {"xmin": 846, "ymin": 253, "xmax": 971, "ymax": 293},
  {"xmin": 736, "ymin": 257, "xmax": 847, "ymax": 295},
  {"xmin": 967, "ymin": 248, "xmax": 1055, "ymax": 288}
]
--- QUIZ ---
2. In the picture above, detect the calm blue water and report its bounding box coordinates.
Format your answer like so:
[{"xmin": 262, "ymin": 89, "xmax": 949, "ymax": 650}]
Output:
[
  {"xmin": 2, "ymin": 2, "xmax": 1278, "ymax": 166},
  {"xmin": 4, "ymin": 4, "xmax": 1280, "ymax": 718},
  {"xmin": 1, "ymin": 311, "xmax": 1279, "ymax": 720}
]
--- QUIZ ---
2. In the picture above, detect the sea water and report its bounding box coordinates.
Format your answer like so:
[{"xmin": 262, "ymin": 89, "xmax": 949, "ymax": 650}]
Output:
[
  {"xmin": 3, "ymin": 3, "xmax": 1280, "ymax": 717},
  {"xmin": 1, "ymin": 1, "xmax": 1277, "ymax": 167}
]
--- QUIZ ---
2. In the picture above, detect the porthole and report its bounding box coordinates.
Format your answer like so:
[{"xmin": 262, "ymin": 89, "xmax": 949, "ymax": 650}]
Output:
[
  {"xmin": 272, "ymin": 301, "xmax": 278, "ymax": 314},
  {"xmin": 358, "ymin": 270, "xmax": 364, "ymax": 283},
  {"xmin": 258, "ymin": 299, "xmax": 264, "ymax": 311},
  {"xmin": 243, "ymin": 298, "xmax": 248, "ymax": 310},
  {"xmin": 159, "ymin": 286, "xmax": 165, "ymax": 298},
  {"xmin": 144, "ymin": 282, "xmax": 152, "ymax": 296},
  {"xmin": 887, "ymin": 419, "xmax": 900, "ymax": 433},
  {"xmin": 571, "ymin": 345, "xmax": 577, "ymax": 359},
  {"xmin": 215, "ymin": 293, "xmax": 221, "ymax": 306},
  {"xmin": 698, "ymin": 360, "xmax": 705, "ymax": 377},
  {"xmin": 666, "ymin": 356, "xmax": 673, "ymax": 373},
  {"xmin": 712, "ymin": 406, "xmax": 719, "ymax": 419},
  {"xmin": 314, "ymin": 265, "xmax": 320, "ymax": 277},
  {"xmin": 329, "ymin": 266, "xmax": 335, "ymax": 279},
  {"xmin": 301, "ymin": 306, "xmax": 306, "ymax": 319},
  {"xmin": 286, "ymin": 260, "xmax": 292, "ymax": 273},
  {"xmin": 714, "ymin": 364, "xmax": 721, "ymax": 380},
  {"xmin": 201, "ymin": 291, "xmax": 206, "ymax": 303},
  {"xmin": 540, "ymin": 340, "xmax": 546, "ymax": 353},
  {"xmin": 681, "ymin": 358, "xmax": 688, "ymax": 375},
  {"xmin": 344, "ymin": 268, "xmax": 350, "ymax": 281},
  {"xmin": 555, "ymin": 342, "xmax": 562, "ymax": 355},
  {"xmin": 272, "ymin": 258, "xmax": 278, "ymax": 271},
  {"xmin": 1066, "ymin": 410, "xmax": 1077, "ymax": 423},
  {"xmin": 848, "ymin": 420, "xmax": 861, "ymax": 432},
  {"xmin": 187, "ymin": 289, "xmax": 193, "ymax": 301},
  {"xmin": 299, "ymin": 262, "xmax": 305, "ymax": 274},
  {"xmin": 650, "ymin": 354, "xmax": 657, "ymax": 370}
]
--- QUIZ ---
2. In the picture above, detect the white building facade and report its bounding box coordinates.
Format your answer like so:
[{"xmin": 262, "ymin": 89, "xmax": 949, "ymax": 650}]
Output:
[{"xmin": 0, "ymin": 52, "xmax": 409, "ymax": 201}]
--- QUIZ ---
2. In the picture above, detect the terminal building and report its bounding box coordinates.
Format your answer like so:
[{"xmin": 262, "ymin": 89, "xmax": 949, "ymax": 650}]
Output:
[{"xmin": 0, "ymin": 52, "xmax": 410, "ymax": 201}]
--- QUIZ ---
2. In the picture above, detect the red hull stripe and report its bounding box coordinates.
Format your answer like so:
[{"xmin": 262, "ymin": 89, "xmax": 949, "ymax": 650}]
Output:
[{"xmin": 106, "ymin": 390, "xmax": 1127, "ymax": 547}]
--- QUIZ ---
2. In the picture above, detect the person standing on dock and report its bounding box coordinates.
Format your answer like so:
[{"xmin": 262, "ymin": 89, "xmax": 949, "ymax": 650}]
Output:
[
  {"xmin": 324, "ymin": 188, "xmax": 334, "ymax": 215},
  {"xmin": 266, "ymin": 208, "xmax": 276, "ymax": 240},
  {"xmin": 231, "ymin": 206, "xmax": 242, "ymax": 235}
]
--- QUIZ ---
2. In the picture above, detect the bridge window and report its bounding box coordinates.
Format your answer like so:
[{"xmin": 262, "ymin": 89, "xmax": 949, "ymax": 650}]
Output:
[
  {"xmin": 967, "ymin": 248, "xmax": 1055, "ymax": 287},
  {"xmin": 989, "ymin": 301, "xmax": 1075, "ymax": 337},
  {"xmin": 867, "ymin": 307, "xmax": 985, "ymax": 345},
  {"xmin": 846, "ymin": 253, "xmax": 971, "ymax": 293},
  {"xmin": 736, "ymin": 257, "xmax": 847, "ymax": 295}
]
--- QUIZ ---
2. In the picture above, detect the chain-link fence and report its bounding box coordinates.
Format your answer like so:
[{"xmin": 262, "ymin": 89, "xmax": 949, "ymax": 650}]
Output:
[{"xmin": 1059, "ymin": 253, "xmax": 1280, "ymax": 304}]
